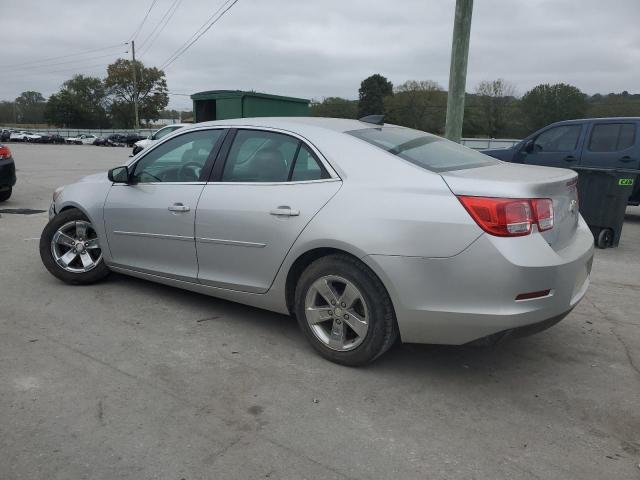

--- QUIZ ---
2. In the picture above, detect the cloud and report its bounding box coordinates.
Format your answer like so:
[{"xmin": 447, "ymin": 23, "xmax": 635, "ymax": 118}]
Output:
[{"xmin": 1, "ymin": 0, "xmax": 638, "ymax": 110}]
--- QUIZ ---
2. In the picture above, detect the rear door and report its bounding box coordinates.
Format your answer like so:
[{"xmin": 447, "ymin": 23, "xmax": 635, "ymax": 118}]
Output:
[
  {"xmin": 195, "ymin": 128, "xmax": 341, "ymax": 293},
  {"xmin": 579, "ymin": 121, "xmax": 640, "ymax": 170},
  {"xmin": 521, "ymin": 123, "xmax": 585, "ymax": 168}
]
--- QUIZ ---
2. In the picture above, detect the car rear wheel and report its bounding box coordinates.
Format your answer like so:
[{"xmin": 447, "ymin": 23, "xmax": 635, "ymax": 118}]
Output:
[
  {"xmin": 294, "ymin": 254, "xmax": 398, "ymax": 366},
  {"xmin": 0, "ymin": 188, "xmax": 11, "ymax": 202},
  {"xmin": 40, "ymin": 209, "xmax": 110, "ymax": 284}
]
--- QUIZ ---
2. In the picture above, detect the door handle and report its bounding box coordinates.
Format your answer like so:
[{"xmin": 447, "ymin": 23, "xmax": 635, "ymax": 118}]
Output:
[
  {"xmin": 563, "ymin": 155, "xmax": 577, "ymax": 162},
  {"xmin": 620, "ymin": 156, "xmax": 633, "ymax": 163},
  {"xmin": 168, "ymin": 203, "xmax": 190, "ymax": 213},
  {"xmin": 270, "ymin": 206, "xmax": 300, "ymax": 216}
]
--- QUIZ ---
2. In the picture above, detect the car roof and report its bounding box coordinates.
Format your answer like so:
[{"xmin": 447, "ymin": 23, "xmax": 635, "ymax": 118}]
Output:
[{"xmin": 191, "ymin": 117, "xmax": 385, "ymax": 135}]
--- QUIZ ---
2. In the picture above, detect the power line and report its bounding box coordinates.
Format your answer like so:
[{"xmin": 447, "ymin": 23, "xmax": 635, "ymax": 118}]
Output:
[
  {"xmin": 5, "ymin": 43, "xmax": 126, "ymax": 69},
  {"xmin": 7, "ymin": 60, "xmax": 119, "ymax": 79},
  {"xmin": 139, "ymin": 0, "xmax": 183, "ymax": 56},
  {"xmin": 160, "ymin": 0, "xmax": 239, "ymax": 69},
  {"xmin": 6, "ymin": 51, "xmax": 128, "ymax": 74},
  {"xmin": 130, "ymin": 0, "xmax": 159, "ymax": 41}
]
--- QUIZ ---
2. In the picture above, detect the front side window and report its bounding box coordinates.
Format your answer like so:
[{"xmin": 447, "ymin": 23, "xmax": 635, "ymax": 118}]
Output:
[
  {"xmin": 221, "ymin": 130, "xmax": 329, "ymax": 182},
  {"xmin": 347, "ymin": 127, "xmax": 497, "ymax": 172},
  {"xmin": 132, "ymin": 129, "xmax": 223, "ymax": 183},
  {"xmin": 533, "ymin": 125, "xmax": 582, "ymax": 152},
  {"xmin": 588, "ymin": 123, "xmax": 636, "ymax": 152}
]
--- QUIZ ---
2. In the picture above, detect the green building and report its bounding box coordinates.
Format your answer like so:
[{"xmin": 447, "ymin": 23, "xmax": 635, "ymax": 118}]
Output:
[{"xmin": 191, "ymin": 90, "xmax": 310, "ymax": 123}]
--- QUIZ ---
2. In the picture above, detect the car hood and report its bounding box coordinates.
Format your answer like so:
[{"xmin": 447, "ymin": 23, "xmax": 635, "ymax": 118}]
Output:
[
  {"xmin": 135, "ymin": 139, "xmax": 152, "ymax": 147},
  {"xmin": 77, "ymin": 171, "xmax": 109, "ymax": 183}
]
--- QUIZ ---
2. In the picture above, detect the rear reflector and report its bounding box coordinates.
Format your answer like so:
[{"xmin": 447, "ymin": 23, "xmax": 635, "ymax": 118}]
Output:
[
  {"xmin": 515, "ymin": 289, "xmax": 551, "ymax": 301},
  {"xmin": 457, "ymin": 196, "xmax": 554, "ymax": 237}
]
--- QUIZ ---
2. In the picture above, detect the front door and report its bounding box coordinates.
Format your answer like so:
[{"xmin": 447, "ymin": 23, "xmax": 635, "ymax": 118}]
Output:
[
  {"xmin": 519, "ymin": 123, "xmax": 584, "ymax": 168},
  {"xmin": 196, "ymin": 129, "xmax": 341, "ymax": 293},
  {"xmin": 104, "ymin": 128, "xmax": 226, "ymax": 281}
]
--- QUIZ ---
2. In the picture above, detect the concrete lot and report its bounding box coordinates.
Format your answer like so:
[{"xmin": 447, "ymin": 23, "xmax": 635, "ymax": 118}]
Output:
[{"xmin": 1, "ymin": 143, "xmax": 639, "ymax": 480}]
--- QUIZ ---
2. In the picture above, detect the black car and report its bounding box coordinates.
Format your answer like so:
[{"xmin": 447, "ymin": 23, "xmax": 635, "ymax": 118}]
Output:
[
  {"xmin": 37, "ymin": 133, "xmax": 67, "ymax": 144},
  {"xmin": 482, "ymin": 117, "xmax": 640, "ymax": 205},
  {"xmin": 125, "ymin": 133, "xmax": 146, "ymax": 147},
  {"xmin": 1, "ymin": 129, "xmax": 10, "ymax": 142},
  {"xmin": 0, "ymin": 143, "xmax": 16, "ymax": 202}
]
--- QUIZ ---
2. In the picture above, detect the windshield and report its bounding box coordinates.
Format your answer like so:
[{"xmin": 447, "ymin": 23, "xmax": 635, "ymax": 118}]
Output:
[{"xmin": 347, "ymin": 127, "xmax": 498, "ymax": 172}]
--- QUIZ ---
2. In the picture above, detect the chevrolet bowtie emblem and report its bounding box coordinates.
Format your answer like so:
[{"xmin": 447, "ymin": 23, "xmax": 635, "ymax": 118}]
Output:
[{"xmin": 569, "ymin": 199, "xmax": 578, "ymax": 214}]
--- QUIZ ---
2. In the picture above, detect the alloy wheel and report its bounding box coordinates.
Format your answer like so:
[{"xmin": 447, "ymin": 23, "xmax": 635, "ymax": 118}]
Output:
[
  {"xmin": 50, "ymin": 220, "xmax": 102, "ymax": 273},
  {"xmin": 304, "ymin": 275, "xmax": 370, "ymax": 351}
]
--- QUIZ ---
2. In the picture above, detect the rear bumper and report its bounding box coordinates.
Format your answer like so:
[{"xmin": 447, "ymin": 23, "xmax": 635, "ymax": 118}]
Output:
[
  {"xmin": 364, "ymin": 217, "xmax": 594, "ymax": 345},
  {"xmin": 0, "ymin": 158, "xmax": 16, "ymax": 188}
]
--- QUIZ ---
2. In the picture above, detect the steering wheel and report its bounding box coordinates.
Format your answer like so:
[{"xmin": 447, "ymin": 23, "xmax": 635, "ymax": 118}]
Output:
[{"xmin": 179, "ymin": 161, "xmax": 203, "ymax": 182}]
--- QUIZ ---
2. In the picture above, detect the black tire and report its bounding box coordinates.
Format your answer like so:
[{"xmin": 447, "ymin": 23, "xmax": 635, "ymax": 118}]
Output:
[
  {"xmin": 40, "ymin": 208, "xmax": 110, "ymax": 285},
  {"xmin": 596, "ymin": 228, "xmax": 613, "ymax": 249},
  {"xmin": 294, "ymin": 254, "xmax": 398, "ymax": 366},
  {"xmin": 0, "ymin": 188, "xmax": 11, "ymax": 202}
]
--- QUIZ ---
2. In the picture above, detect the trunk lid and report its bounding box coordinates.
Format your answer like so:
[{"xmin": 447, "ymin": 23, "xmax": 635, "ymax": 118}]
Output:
[{"xmin": 441, "ymin": 162, "xmax": 580, "ymax": 251}]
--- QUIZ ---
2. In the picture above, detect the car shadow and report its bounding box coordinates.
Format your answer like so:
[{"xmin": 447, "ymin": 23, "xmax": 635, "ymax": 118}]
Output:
[{"xmin": 103, "ymin": 272, "xmax": 574, "ymax": 380}]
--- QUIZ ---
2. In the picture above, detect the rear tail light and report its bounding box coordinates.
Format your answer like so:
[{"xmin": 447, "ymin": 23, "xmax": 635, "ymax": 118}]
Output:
[
  {"xmin": 0, "ymin": 145, "xmax": 11, "ymax": 159},
  {"xmin": 457, "ymin": 196, "xmax": 554, "ymax": 237},
  {"xmin": 531, "ymin": 198, "xmax": 554, "ymax": 231}
]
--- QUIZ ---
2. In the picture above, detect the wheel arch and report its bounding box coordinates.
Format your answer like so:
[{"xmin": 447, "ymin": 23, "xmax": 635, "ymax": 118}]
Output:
[{"xmin": 284, "ymin": 246, "xmax": 399, "ymax": 327}]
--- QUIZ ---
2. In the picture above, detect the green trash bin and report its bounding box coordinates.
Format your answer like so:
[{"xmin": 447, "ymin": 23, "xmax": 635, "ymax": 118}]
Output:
[{"xmin": 573, "ymin": 167, "xmax": 638, "ymax": 248}]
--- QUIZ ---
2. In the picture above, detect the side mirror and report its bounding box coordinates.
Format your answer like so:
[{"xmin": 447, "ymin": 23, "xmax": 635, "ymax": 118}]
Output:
[
  {"xmin": 523, "ymin": 139, "xmax": 535, "ymax": 154},
  {"xmin": 108, "ymin": 166, "xmax": 130, "ymax": 183}
]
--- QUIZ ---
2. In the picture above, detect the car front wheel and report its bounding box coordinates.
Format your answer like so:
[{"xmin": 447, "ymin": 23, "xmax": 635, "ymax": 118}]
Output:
[
  {"xmin": 39, "ymin": 209, "xmax": 110, "ymax": 284},
  {"xmin": 294, "ymin": 254, "xmax": 398, "ymax": 366}
]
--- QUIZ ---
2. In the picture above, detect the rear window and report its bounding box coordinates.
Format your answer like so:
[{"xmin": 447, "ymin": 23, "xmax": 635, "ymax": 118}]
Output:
[{"xmin": 347, "ymin": 127, "xmax": 497, "ymax": 172}]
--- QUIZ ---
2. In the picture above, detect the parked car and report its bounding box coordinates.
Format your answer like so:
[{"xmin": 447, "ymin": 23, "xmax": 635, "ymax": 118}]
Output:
[
  {"xmin": 40, "ymin": 117, "xmax": 594, "ymax": 365},
  {"xmin": 1, "ymin": 129, "xmax": 11, "ymax": 142},
  {"xmin": 482, "ymin": 117, "xmax": 640, "ymax": 205},
  {"xmin": 125, "ymin": 133, "xmax": 147, "ymax": 148},
  {"xmin": 66, "ymin": 134, "xmax": 98, "ymax": 145},
  {"xmin": 132, "ymin": 124, "xmax": 189, "ymax": 155},
  {"xmin": 95, "ymin": 134, "xmax": 127, "ymax": 147},
  {"xmin": 0, "ymin": 143, "xmax": 16, "ymax": 201},
  {"xmin": 36, "ymin": 133, "xmax": 65, "ymax": 144},
  {"xmin": 10, "ymin": 131, "xmax": 41, "ymax": 142}
]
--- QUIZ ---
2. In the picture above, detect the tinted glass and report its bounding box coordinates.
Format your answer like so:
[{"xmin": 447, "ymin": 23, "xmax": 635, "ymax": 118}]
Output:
[
  {"xmin": 291, "ymin": 145, "xmax": 329, "ymax": 181},
  {"xmin": 588, "ymin": 123, "xmax": 636, "ymax": 152},
  {"xmin": 132, "ymin": 129, "xmax": 223, "ymax": 183},
  {"xmin": 222, "ymin": 130, "xmax": 299, "ymax": 182},
  {"xmin": 533, "ymin": 125, "xmax": 581, "ymax": 152},
  {"xmin": 347, "ymin": 127, "xmax": 497, "ymax": 172}
]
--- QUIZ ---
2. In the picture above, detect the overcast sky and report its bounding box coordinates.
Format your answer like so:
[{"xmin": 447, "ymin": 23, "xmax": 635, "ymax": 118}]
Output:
[{"xmin": 2, "ymin": 0, "xmax": 639, "ymax": 110}]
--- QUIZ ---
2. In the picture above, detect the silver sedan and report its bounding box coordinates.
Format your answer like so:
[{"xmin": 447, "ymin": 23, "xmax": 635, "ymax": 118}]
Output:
[{"xmin": 40, "ymin": 117, "xmax": 594, "ymax": 365}]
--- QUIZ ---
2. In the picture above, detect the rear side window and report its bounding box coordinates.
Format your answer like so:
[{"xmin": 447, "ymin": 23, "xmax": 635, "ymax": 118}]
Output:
[
  {"xmin": 291, "ymin": 145, "xmax": 328, "ymax": 181},
  {"xmin": 533, "ymin": 125, "xmax": 582, "ymax": 152},
  {"xmin": 588, "ymin": 123, "xmax": 636, "ymax": 152},
  {"xmin": 347, "ymin": 127, "xmax": 497, "ymax": 172}
]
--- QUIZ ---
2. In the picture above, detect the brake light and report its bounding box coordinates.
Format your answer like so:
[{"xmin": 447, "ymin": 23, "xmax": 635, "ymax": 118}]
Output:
[
  {"xmin": 0, "ymin": 145, "xmax": 11, "ymax": 159},
  {"xmin": 457, "ymin": 196, "xmax": 554, "ymax": 237},
  {"xmin": 532, "ymin": 198, "xmax": 554, "ymax": 231}
]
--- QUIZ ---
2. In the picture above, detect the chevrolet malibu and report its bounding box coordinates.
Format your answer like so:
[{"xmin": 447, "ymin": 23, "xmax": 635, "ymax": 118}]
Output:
[{"xmin": 40, "ymin": 117, "xmax": 594, "ymax": 365}]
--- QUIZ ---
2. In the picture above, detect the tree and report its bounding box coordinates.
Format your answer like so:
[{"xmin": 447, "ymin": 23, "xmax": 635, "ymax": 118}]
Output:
[
  {"xmin": 45, "ymin": 75, "xmax": 109, "ymax": 128},
  {"xmin": 14, "ymin": 91, "xmax": 46, "ymax": 124},
  {"xmin": 384, "ymin": 80, "xmax": 446, "ymax": 133},
  {"xmin": 474, "ymin": 79, "xmax": 516, "ymax": 137},
  {"xmin": 310, "ymin": 97, "xmax": 358, "ymax": 118},
  {"xmin": 358, "ymin": 74, "xmax": 393, "ymax": 117},
  {"xmin": 105, "ymin": 58, "xmax": 169, "ymax": 128},
  {"xmin": 521, "ymin": 83, "xmax": 587, "ymax": 131}
]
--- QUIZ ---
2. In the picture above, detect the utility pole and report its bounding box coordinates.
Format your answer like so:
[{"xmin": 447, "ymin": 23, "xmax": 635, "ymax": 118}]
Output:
[
  {"xmin": 444, "ymin": 0, "xmax": 473, "ymax": 143},
  {"xmin": 131, "ymin": 40, "xmax": 140, "ymax": 130}
]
